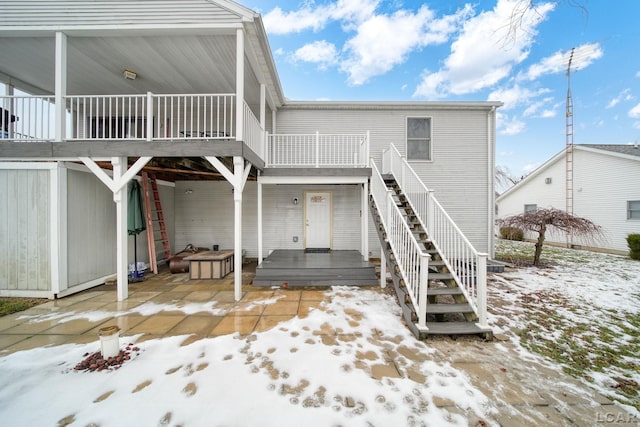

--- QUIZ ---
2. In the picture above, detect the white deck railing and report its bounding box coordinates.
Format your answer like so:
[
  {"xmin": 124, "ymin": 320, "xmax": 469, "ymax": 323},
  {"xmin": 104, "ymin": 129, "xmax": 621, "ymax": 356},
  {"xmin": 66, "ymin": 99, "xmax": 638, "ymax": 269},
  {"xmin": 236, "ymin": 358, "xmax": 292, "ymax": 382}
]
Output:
[
  {"xmin": 266, "ymin": 132, "xmax": 369, "ymax": 167},
  {"xmin": 1, "ymin": 93, "xmax": 264, "ymax": 148},
  {"xmin": 382, "ymin": 144, "xmax": 488, "ymax": 328},
  {"xmin": 371, "ymin": 160, "xmax": 430, "ymax": 330},
  {"xmin": 0, "ymin": 95, "xmax": 55, "ymax": 141},
  {"xmin": 243, "ymin": 100, "xmax": 263, "ymax": 157},
  {"xmin": 67, "ymin": 93, "xmax": 237, "ymax": 141}
]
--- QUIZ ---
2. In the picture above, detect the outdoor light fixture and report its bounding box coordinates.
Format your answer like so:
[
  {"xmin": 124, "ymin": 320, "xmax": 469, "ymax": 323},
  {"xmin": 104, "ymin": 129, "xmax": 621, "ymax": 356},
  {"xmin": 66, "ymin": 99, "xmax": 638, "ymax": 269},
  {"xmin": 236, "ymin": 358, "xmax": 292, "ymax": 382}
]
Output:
[
  {"xmin": 292, "ymin": 197, "xmax": 299, "ymax": 205},
  {"xmin": 123, "ymin": 69, "xmax": 137, "ymax": 80},
  {"xmin": 184, "ymin": 189, "xmax": 193, "ymax": 195}
]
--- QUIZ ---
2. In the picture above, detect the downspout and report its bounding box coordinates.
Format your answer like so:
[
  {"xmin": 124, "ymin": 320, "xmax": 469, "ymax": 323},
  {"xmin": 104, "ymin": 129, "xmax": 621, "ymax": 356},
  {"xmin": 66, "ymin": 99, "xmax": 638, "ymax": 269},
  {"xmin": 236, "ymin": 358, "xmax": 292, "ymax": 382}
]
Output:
[{"xmin": 488, "ymin": 106, "xmax": 496, "ymax": 259}]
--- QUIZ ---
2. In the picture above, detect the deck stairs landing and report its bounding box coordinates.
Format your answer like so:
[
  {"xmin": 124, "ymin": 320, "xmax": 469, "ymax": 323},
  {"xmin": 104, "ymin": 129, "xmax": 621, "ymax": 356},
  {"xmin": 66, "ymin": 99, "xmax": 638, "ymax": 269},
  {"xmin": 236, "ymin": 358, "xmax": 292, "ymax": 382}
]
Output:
[
  {"xmin": 371, "ymin": 174, "xmax": 492, "ymax": 338},
  {"xmin": 252, "ymin": 250, "xmax": 378, "ymax": 287}
]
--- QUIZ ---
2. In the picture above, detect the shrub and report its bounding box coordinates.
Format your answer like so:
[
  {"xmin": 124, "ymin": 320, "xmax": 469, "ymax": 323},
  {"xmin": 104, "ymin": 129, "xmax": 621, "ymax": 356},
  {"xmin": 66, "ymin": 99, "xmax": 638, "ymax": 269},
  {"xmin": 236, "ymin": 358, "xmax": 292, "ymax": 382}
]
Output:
[
  {"xmin": 500, "ymin": 226, "xmax": 524, "ymax": 241},
  {"xmin": 627, "ymin": 234, "xmax": 640, "ymax": 260}
]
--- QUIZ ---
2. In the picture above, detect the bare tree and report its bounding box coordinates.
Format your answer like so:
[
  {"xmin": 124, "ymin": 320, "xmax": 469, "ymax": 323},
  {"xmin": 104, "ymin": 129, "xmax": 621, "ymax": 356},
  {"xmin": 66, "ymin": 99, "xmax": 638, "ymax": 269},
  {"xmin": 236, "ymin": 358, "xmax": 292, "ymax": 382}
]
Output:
[
  {"xmin": 495, "ymin": 165, "xmax": 519, "ymax": 194},
  {"xmin": 498, "ymin": 208, "xmax": 601, "ymax": 266},
  {"xmin": 502, "ymin": 0, "xmax": 588, "ymax": 46}
]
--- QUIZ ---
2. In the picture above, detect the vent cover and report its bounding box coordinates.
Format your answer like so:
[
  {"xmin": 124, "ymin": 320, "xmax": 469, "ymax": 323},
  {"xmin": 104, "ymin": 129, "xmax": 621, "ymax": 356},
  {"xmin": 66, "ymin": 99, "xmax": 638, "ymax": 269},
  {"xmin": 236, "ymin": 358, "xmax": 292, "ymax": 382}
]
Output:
[{"xmin": 545, "ymin": 177, "xmax": 552, "ymax": 184}]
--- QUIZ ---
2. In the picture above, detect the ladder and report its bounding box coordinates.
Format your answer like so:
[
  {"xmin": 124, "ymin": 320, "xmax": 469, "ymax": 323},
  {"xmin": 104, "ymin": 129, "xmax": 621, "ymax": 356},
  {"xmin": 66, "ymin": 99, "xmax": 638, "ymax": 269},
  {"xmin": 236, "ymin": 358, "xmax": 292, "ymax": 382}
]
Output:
[{"xmin": 141, "ymin": 172, "xmax": 172, "ymax": 274}]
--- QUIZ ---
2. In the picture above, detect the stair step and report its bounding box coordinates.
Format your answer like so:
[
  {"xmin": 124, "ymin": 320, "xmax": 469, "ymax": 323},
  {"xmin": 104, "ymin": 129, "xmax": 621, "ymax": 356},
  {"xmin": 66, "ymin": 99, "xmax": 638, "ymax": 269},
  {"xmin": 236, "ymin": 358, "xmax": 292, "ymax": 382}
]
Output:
[
  {"xmin": 426, "ymin": 303, "xmax": 472, "ymax": 314},
  {"xmin": 423, "ymin": 322, "xmax": 491, "ymax": 336},
  {"xmin": 427, "ymin": 287, "xmax": 462, "ymax": 296},
  {"xmin": 429, "ymin": 273, "xmax": 453, "ymax": 280}
]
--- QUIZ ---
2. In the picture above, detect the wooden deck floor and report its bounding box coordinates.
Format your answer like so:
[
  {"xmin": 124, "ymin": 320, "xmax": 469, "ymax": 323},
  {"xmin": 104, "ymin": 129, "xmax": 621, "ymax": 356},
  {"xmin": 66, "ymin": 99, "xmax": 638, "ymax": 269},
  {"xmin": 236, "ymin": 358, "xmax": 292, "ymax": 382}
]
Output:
[{"xmin": 253, "ymin": 250, "xmax": 378, "ymax": 287}]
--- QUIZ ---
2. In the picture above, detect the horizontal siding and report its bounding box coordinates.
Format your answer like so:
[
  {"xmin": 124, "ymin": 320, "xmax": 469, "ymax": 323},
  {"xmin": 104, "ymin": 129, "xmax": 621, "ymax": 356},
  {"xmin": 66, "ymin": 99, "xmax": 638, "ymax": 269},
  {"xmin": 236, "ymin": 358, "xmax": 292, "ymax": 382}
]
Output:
[
  {"xmin": 0, "ymin": 168, "xmax": 51, "ymax": 292},
  {"xmin": 573, "ymin": 150, "xmax": 640, "ymax": 252},
  {"xmin": 276, "ymin": 107, "xmax": 493, "ymax": 252},
  {"xmin": 173, "ymin": 182, "xmax": 362, "ymax": 257},
  {"xmin": 1, "ymin": 1, "xmax": 243, "ymax": 27},
  {"xmin": 497, "ymin": 157, "xmax": 566, "ymax": 217},
  {"xmin": 497, "ymin": 148, "xmax": 640, "ymax": 253}
]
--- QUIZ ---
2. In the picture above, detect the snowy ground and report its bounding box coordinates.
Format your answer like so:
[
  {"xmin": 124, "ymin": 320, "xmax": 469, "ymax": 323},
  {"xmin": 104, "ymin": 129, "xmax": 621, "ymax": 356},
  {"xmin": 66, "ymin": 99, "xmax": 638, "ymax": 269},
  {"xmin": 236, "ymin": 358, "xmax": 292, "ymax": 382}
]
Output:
[
  {"xmin": 491, "ymin": 240, "xmax": 640, "ymax": 413},
  {"xmin": 0, "ymin": 240, "xmax": 638, "ymax": 426}
]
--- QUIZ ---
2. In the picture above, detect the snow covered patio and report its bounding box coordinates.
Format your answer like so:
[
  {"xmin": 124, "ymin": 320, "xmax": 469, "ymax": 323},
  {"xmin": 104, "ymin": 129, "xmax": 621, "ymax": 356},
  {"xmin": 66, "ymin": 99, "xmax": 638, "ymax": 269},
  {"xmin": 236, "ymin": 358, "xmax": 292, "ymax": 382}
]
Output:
[{"xmin": 0, "ymin": 244, "xmax": 638, "ymax": 426}]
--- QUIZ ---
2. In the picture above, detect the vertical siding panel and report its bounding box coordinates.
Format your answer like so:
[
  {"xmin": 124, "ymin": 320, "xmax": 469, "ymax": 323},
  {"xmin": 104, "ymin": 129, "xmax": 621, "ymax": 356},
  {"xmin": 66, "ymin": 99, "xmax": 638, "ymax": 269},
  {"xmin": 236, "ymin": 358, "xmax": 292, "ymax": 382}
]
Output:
[
  {"xmin": 0, "ymin": 171, "xmax": 6, "ymax": 290},
  {"xmin": 67, "ymin": 169, "xmax": 116, "ymax": 287},
  {"xmin": 0, "ymin": 168, "xmax": 51, "ymax": 292},
  {"xmin": 16, "ymin": 171, "xmax": 29, "ymax": 290},
  {"xmin": 37, "ymin": 170, "xmax": 50, "ymax": 290}
]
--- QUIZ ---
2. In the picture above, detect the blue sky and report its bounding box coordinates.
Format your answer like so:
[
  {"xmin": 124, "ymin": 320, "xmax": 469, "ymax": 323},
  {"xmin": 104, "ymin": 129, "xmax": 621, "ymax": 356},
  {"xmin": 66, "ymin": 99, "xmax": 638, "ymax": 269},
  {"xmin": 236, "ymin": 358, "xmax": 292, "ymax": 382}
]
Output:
[{"xmin": 249, "ymin": 0, "xmax": 640, "ymax": 179}]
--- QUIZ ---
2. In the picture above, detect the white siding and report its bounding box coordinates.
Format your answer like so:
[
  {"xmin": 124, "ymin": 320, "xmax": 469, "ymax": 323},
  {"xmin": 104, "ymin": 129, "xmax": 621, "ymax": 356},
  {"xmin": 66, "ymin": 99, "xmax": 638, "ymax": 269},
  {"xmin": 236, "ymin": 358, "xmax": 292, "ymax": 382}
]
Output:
[
  {"xmin": 573, "ymin": 149, "xmax": 640, "ymax": 252},
  {"xmin": 173, "ymin": 182, "xmax": 362, "ymax": 257},
  {"xmin": 67, "ymin": 169, "xmax": 117, "ymax": 287},
  {"xmin": 497, "ymin": 148, "xmax": 640, "ymax": 253},
  {"xmin": 0, "ymin": 1, "xmax": 243, "ymax": 27},
  {"xmin": 275, "ymin": 106, "xmax": 493, "ymax": 253},
  {"xmin": 497, "ymin": 156, "xmax": 566, "ymax": 217},
  {"xmin": 0, "ymin": 168, "xmax": 51, "ymax": 292}
]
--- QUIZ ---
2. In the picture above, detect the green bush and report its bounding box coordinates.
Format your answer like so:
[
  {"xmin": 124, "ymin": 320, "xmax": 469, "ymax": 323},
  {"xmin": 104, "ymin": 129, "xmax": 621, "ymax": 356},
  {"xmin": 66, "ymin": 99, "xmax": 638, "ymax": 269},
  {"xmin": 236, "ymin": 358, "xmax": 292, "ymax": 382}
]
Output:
[
  {"xmin": 628, "ymin": 234, "xmax": 640, "ymax": 260},
  {"xmin": 500, "ymin": 226, "xmax": 524, "ymax": 241}
]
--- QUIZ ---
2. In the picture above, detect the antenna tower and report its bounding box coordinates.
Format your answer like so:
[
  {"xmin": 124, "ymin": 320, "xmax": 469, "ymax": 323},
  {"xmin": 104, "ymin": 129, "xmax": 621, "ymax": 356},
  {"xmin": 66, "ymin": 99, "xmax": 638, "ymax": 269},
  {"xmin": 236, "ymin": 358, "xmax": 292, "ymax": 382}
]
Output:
[{"xmin": 565, "ymin": 47, "xmax": 575, "ymax": 247}]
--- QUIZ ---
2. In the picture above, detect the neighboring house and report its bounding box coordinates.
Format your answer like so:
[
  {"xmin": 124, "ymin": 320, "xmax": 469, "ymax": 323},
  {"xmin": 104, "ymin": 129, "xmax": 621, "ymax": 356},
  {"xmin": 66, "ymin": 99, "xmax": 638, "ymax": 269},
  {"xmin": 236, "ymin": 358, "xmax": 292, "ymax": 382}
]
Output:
[
  {"xmin": 496, "ymin": 144, "xmax": 640, "ymax": 255},
  {"xmin": 0, "ymin": 1, "xmax": 500, "ymax": 336}
]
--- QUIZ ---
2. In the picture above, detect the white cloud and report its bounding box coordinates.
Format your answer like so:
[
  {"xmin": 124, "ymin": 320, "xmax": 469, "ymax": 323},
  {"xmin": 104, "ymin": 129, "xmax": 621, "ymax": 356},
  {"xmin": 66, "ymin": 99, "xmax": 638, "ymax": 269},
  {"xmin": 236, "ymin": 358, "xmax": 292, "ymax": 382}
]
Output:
[
  {"xmin": 496, "ymin": 112, "xmax": 526, "ymax": 136},
  {"xmin": 519, "ymin": 42, "xmax": 603, "ymax": 81},
  {"xmin": 629, "ymin": 103, "xmax": 640, "ymax": 118},
  {"xmin": 606, "ymin": 88, "xmax": 634, "ymax": 109},
  {"xmin": 264, "ymin": 1, "xmax": 471, "ymax": 86},
  {"xmin": 341, "ymin": 5, "xmax": 472, "ymax": 85},
  {"xmin": 414, "ymin": 0, "xmax": 554, "ymax": 99},
  {"xmin": 488, "ymin": 85, "xmax": 551, "ymax": 111},
  {"xmin": 293, "ymin": 41, "xmax": 338, "ymax": 69},
  {"xmin": 263, "ymin": 0, "xmax": 380, "ymax": 35}
]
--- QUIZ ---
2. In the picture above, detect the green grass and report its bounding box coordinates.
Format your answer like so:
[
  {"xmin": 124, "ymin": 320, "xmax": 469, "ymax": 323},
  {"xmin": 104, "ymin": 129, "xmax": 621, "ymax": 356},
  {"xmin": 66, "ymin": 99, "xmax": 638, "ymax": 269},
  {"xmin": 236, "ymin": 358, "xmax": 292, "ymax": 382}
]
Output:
[
  {"xmin": 497, "ymin": 239, "xmax": 640, "ymax": 410},
  {"xmin": 0, "ymin": 298, "xmax": 46, "ymax": 317}
]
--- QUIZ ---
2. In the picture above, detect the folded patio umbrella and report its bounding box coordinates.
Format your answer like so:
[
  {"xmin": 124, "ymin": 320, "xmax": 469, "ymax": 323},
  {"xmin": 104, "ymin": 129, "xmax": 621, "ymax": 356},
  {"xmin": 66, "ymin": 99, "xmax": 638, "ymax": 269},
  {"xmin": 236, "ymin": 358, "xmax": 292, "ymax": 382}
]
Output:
[{"xmin": 127, "ymin": 180, "xmax": 146, "ymax": 278}]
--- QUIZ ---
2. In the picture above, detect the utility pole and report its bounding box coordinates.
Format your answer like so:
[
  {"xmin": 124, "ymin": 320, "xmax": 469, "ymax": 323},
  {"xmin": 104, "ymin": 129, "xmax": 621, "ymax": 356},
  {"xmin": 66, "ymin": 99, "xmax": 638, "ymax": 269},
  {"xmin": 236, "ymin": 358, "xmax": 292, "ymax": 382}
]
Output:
[{"xmin": 565, "ymin": 47, "xmax": 575, "ymax": 248}]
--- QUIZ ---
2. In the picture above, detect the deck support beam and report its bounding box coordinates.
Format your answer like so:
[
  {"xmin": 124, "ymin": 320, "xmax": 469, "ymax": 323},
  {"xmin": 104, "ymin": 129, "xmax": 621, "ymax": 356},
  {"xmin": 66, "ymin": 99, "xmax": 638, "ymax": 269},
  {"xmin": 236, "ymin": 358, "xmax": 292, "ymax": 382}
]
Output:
[
  {"xmin": 112, "ymin": 156, "xmax": 129, "ymax": 301},
  {"xmin": 362, "ymin": 180, "xmax": 369, "ymax": 261},
  {"xmin": 257, "ymin": 171, "xmax": 263, "ymax": 264},
  {"xmin": 205, "ymin": 155, "xmax": 251, "ymax": 301},
  {"xmin": 54, "ymin": 32, "xmax": 67, "ymax": 142}
]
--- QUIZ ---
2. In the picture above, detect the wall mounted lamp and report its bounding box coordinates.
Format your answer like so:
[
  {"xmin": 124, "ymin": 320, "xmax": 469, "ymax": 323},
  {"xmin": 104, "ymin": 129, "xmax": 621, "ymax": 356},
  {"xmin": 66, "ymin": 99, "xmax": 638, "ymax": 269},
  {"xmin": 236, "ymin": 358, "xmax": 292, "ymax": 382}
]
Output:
[
  {"xmin": 184, "ymin": 189, "xmax": 193, "ymax": 195},
  {"xmin": 292, "ymin": 197, "xmax": 299, "ymax": 205}
]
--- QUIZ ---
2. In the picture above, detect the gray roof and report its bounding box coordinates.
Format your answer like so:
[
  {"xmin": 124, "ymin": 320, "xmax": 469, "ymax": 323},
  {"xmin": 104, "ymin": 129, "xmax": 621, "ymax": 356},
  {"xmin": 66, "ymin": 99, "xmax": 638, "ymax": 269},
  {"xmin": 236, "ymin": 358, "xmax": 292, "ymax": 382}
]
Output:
[{"xmin": 580, "ymin": 144, "xmax": 640, "ymax": 157}]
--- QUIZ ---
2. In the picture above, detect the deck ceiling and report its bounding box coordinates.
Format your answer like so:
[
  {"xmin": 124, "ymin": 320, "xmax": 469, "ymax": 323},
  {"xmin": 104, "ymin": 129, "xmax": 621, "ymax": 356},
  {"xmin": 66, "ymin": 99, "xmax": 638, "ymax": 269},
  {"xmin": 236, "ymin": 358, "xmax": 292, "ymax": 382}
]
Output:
[{"xmin": 0, "ymin": 33, "xmax": 262, "ymax": 107}]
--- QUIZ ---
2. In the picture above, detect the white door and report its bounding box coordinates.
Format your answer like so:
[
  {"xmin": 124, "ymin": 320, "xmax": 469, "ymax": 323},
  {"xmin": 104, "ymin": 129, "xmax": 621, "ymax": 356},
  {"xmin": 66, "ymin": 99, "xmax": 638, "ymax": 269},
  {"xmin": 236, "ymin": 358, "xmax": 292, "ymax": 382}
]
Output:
[{"xmin": 305, "ymin": 191, "xmax": 332, "ymax": 249}]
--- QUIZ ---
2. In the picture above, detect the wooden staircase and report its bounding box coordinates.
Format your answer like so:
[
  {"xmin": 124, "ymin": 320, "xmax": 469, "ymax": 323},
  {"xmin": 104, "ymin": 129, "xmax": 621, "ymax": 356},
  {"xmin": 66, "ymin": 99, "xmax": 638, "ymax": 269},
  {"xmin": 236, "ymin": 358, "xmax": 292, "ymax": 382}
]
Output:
[{"xmin": 371, "ymin": 175, "xmax": 492, "ymax": 339}]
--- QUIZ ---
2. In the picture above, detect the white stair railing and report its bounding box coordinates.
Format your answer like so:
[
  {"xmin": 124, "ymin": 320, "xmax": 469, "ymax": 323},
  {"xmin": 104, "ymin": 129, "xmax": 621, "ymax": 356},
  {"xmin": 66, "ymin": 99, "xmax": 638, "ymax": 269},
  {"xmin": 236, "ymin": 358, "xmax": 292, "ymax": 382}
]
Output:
[
  {"xmin": 370, "ymin": 160, "xmax": 430, "ymax": 331},
  {"xmin": 382, "ymin": 145, "xmax": 488, "ymax": 328}
]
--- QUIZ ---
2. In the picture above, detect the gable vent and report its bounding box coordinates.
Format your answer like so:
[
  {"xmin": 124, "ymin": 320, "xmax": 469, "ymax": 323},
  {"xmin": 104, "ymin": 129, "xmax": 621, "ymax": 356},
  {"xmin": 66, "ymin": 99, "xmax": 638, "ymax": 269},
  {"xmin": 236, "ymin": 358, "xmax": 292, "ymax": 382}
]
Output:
[{"xmin": 545, "ymin": 177, "xmax": 552, "ymax": 184}]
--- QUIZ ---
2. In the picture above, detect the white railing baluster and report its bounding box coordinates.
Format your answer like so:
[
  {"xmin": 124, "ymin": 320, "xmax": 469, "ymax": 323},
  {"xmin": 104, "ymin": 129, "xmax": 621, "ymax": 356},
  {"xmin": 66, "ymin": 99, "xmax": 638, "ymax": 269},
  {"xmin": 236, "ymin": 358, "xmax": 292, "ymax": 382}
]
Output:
[{"xmin": 266, "ymin": 132, "xmax": 370, "ymax": 168}]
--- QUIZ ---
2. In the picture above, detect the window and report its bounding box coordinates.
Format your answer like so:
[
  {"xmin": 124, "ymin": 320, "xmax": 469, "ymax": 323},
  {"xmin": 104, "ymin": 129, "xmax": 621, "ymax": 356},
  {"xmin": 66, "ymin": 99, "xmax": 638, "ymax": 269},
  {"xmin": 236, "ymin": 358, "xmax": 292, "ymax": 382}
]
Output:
[
  {"xmin": 524, "ymin": 204, "xmax": 537, "ymax": 213},
  {"xmin": 407, "ymin": 117, "xmax": 431, "ymax": 161},
  {"xmin": 628, "ymin": 201, "xmax": 640, "ymax": 219}
]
